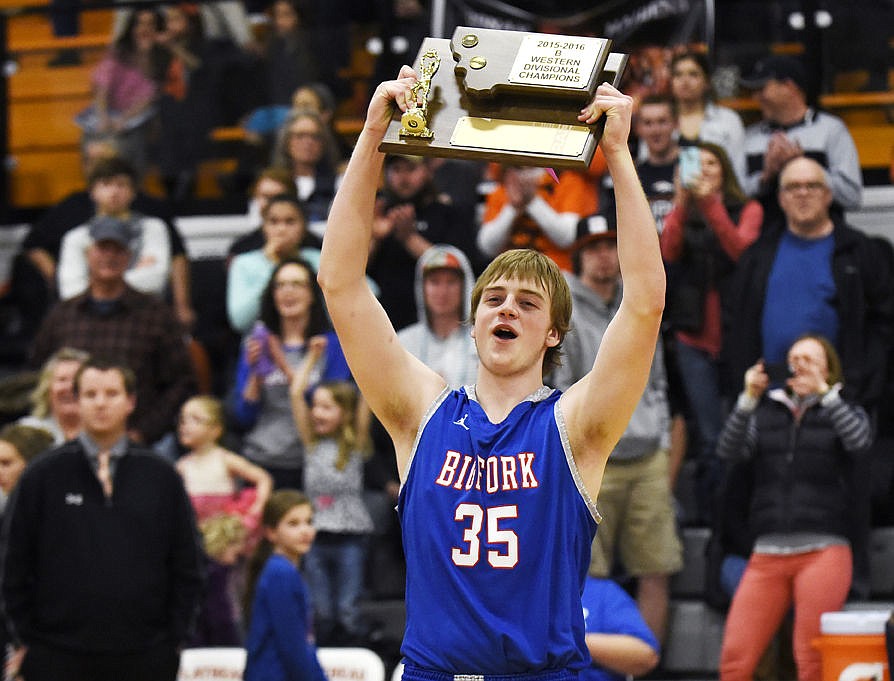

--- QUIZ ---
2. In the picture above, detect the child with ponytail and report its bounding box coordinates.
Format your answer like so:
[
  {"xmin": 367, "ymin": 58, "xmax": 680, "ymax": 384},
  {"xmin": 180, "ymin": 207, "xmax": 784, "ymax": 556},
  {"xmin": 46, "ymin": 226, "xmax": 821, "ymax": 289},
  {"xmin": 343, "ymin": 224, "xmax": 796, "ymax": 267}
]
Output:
[{"xmin": 243, "ymin": 489, "xmax": 327, "ymax": 681}]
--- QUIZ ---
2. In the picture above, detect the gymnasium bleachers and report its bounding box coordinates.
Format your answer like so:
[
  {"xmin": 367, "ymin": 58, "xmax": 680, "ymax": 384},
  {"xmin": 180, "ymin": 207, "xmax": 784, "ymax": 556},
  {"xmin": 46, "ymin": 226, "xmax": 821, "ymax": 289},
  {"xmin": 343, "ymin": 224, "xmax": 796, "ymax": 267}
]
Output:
[
  {"xmin": 3, "ymin": 3, "xmax": 112, "ymax": 207},
  {"xmin": 2, "ymin": 2, "xmax": 892, "ymax": 214},
  {"xmin": 0, "ymin": 7, "xmax": 892, "ymax": 679}
]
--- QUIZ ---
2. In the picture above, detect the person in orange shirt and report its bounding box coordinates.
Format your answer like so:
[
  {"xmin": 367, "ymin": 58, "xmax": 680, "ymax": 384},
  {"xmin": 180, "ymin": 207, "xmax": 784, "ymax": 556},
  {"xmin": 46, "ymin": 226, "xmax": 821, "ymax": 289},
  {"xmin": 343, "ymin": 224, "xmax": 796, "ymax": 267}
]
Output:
[{"xmin": 477, "ymin": 156, "xmax": 602, "ymax": 272}]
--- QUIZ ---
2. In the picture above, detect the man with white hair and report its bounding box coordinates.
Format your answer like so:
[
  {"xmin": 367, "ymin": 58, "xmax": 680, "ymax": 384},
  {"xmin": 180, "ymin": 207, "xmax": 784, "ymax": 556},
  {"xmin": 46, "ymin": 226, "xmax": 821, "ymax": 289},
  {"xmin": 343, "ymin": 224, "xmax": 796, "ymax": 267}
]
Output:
[{"xmin": 726, "ymin": 155, "xmax": 892, "ymax": 408}]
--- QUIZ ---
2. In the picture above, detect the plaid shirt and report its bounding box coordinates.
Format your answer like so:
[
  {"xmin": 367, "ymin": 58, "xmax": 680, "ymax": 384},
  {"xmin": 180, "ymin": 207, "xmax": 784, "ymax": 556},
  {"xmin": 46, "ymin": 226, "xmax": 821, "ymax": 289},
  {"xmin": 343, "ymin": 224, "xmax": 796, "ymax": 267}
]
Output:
[{"xmin": 31, "ymin": 286, "xmax": 196, "ymax": 444}]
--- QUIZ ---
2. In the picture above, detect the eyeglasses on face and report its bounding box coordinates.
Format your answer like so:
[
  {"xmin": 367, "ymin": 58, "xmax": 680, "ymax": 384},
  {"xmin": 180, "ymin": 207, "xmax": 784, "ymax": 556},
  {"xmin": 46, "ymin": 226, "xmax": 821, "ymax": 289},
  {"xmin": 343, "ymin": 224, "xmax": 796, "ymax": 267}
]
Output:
[
  {"xmin": 780, "ymin": 181, "xmax": 827, "ymax": 194},
  {"xmin": 274, "ymin": 278, "xmax": 310, "ymax": 290},
  {"xmin": 288, "ymin": 130, "xmax": 322, "ymax": 142}
]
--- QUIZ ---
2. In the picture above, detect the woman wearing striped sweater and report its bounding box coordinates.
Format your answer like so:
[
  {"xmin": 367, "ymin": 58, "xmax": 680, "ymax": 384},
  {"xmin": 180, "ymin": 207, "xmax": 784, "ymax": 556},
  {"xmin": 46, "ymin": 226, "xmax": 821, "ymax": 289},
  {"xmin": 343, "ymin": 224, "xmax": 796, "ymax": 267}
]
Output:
[{"xmin": 716, "ymin": 333, "xmax": 873, "ymax": 681}]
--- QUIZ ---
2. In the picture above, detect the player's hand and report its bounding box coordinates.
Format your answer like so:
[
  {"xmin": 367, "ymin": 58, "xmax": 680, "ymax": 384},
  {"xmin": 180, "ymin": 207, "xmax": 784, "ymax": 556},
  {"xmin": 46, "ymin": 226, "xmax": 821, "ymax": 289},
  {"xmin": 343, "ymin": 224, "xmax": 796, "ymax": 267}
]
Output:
[
  {"xmin": 578, "ymin": 82, "xmax": 634, "ymax": 156},
  {"xmin": 365, "ymin": 65, "xmax": 420, "ymax": 137}
]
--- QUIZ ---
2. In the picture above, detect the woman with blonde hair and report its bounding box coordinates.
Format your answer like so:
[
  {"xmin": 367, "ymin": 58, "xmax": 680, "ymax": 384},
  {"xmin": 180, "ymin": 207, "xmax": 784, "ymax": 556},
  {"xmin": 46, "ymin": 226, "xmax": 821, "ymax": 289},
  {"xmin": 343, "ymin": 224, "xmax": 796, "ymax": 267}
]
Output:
[{"xmin": 19, "ymin": 347, "xmax": 90, "ymax": 443}]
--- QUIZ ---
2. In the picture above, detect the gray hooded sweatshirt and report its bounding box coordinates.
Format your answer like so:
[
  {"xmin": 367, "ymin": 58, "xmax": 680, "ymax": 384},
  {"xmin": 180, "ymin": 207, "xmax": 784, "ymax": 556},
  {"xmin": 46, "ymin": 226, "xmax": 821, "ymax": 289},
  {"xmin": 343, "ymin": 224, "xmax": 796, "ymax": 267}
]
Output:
[
  {"xmin": 550, "ymin": 272, "xmax": 670, "ymax": 460},
  {"xmin": 397, "ymin": 244, "xmax": 479, "ymax": 389}
]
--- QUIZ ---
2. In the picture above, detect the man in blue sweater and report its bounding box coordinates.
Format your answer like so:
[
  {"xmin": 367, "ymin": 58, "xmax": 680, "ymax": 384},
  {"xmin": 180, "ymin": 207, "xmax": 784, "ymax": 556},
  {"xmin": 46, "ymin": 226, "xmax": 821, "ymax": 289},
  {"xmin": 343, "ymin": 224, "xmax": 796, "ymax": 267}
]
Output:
[{"xmin": 1, "ymin": 357, "xmax": 204, "ymax": 681}]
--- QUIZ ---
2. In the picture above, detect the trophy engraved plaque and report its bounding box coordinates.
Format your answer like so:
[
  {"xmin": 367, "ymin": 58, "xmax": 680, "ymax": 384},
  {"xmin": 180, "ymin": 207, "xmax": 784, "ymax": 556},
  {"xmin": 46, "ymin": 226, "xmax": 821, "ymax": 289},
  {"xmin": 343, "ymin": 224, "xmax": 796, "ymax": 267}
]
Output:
[{"xmin": 379, "ymin": 26, "xmax": 628, "ymax": 169}]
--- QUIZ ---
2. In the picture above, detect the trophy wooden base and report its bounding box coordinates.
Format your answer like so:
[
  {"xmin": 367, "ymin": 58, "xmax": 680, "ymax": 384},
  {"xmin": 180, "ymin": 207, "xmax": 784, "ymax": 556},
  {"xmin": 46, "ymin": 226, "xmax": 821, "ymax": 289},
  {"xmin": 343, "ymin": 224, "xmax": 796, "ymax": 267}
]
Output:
[{"xmin": 379, "ymin": 28, "xmax": 628, "ymax": 170}]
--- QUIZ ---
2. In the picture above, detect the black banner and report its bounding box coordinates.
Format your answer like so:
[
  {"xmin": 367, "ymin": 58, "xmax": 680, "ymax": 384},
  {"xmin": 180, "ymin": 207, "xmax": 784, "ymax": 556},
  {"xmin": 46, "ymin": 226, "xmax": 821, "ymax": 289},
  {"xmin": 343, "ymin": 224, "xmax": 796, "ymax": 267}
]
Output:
[{"xmin": 435, "ymin": 0, "xmax": 708, "ymax": 49}]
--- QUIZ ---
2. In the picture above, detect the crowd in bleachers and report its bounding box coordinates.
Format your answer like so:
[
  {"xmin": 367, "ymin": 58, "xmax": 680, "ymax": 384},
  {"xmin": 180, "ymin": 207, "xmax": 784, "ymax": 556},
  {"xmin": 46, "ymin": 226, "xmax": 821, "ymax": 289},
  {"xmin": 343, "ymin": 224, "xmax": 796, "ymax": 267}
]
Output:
[{"xmin": 0, "ymin": 1, "xmax": 893, "ymax": 679}]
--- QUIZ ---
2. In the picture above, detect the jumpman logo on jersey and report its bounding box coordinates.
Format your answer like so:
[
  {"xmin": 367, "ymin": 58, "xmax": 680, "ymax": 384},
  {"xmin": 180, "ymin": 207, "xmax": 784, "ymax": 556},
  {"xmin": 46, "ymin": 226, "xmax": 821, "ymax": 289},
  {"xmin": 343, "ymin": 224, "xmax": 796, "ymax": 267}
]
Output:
[{"xmin": 453, "ymin": 413, "xmax": 470, "ymax": 431}]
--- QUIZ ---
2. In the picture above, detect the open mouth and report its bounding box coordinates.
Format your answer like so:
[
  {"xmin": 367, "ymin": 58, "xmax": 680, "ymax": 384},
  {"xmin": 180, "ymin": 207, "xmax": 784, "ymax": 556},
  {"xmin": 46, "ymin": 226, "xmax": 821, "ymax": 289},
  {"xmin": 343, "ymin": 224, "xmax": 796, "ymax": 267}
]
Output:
[{"xmin": 493, "ymin": 327, "xmax": 518, "ymax": 340}]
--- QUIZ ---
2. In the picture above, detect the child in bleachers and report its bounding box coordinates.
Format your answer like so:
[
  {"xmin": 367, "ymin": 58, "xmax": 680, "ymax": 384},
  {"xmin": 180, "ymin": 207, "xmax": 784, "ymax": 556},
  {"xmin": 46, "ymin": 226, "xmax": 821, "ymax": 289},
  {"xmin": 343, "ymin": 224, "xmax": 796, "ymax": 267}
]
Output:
[
  {"xmin": 289, "ymin": 337, "xmax": 373, "ymax": 644},
  {"xmin": 192, "ymin": 513, "xmax": 248, "ymax": 646},
  {"xmin": 176, "ymin": 395, "xmax": 273, "ymax": 529},
  {"xmin": 243, "ymin": 489, "xmax": 327, "ymax": 681}
]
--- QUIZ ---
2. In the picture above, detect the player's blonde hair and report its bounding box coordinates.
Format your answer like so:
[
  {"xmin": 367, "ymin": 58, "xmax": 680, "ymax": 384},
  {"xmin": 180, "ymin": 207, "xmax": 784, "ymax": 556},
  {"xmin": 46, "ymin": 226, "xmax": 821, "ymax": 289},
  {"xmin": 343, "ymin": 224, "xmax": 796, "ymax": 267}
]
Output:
[{"xmin": 470, "ymin": 249, "xmax": 571, "ymax": 373}]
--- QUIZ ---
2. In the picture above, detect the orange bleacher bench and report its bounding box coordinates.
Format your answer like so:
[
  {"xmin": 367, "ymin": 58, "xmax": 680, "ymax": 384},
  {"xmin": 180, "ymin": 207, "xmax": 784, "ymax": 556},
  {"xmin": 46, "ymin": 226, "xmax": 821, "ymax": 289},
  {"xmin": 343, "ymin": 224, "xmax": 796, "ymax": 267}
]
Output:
[{"xmin": 8, "ymin": 32, "xmax": 108, "ymax": 52}]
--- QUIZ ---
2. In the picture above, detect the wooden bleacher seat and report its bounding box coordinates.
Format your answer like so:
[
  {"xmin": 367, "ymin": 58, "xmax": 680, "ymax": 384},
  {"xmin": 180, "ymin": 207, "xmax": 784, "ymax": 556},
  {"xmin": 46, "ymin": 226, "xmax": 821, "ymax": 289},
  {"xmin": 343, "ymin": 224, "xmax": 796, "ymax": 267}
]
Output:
[
  {"xmin": 4, "ymin": 7, "xmax": 113, "ymax": 206},
  {"xmin": 10, "ymin": 98, "xmax": 86, "ymax": 150},
  {"xmin": 9, "ymin": 148, "xmax": 83, "ymax": 206},
  {"xmin": 849, "ymin": 125, "xmax": 894, "ymax": 171},
  {"xmin": 8, "ymin": 31, "xmax": 108, "ymax": 53},
  {"xmin": 5, "ymin": 7, "xmax": 113, "ymax": 49},
  {"xmin": 719, "ymin": 91, "xmax": 894, "ymax": 117},
  {"xmin": 334, "ymin": 116, "xmax": 363, "ymax": 141},
  {"xmin": 8, "ymin": 62, "xmax": 93, "ymax": 99},
  {"xmin": 209, "ymin": 126, "xmax": 247, "ymax": 143}
]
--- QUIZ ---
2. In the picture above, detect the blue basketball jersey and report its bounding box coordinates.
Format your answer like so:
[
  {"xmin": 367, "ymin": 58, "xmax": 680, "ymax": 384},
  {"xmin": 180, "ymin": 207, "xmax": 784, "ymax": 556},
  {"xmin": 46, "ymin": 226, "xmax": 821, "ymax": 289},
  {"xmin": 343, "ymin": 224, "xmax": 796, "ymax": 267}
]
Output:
[{"xmin": 397, "ymin": 385, "xmax": 600, "ymax": 675}]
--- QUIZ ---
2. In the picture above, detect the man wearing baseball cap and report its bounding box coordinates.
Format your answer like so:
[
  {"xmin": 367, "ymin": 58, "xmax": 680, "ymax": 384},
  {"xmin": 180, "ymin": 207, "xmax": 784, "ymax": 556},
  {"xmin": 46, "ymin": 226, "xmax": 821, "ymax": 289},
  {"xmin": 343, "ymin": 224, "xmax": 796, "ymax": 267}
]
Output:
[
  {"xmin": 369, "ymin": 154, "xmax": 483, "ymax": 331},
  {"xmin": 550, "ymin": 215, "xmax": 681, "ymax": 646},
  {"xmin": 29, "ymin": 206, "xmax": 196, "ymax": 454},
  {"xmin": 397, "ymin": 244, "xmax": 478, "ymax": 390},
  {"xmin": 54, "ymin": 158, "xmax": 179, "ymax": 312},
  {"xmin": 740, "ymin": 54, "xmax": 862, "ymax": 225}
]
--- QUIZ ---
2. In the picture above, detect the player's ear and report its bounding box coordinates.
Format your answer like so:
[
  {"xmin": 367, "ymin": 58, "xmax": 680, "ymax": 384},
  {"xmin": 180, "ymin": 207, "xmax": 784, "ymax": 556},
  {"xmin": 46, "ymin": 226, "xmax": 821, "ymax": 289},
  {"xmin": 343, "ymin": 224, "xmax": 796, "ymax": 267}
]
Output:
[{"xmin": 546, "ymin": 327, "xmax": 560, "ymax": 348}]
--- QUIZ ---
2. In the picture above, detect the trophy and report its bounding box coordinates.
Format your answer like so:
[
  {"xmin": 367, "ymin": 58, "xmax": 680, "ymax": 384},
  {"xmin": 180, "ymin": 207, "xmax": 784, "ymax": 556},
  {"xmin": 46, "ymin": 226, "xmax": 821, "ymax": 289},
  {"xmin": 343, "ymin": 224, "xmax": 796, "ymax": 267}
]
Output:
[
  {"xmin": 400, "ymin": 49, "xmax": 441, "ymax": 138},
  {"xmin": 379, "ymin": 26, "xmax": 629, "ymax": 169}
]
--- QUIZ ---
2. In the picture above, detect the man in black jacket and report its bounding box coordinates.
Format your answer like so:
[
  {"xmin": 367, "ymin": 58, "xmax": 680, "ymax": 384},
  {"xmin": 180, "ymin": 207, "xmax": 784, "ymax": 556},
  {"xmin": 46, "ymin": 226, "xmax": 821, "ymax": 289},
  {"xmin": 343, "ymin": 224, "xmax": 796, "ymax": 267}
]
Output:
[
  {"xmin": 724, "ymin": 156, "xmax": 894, "ymax": 409},
  {"xmin": 368, "ymin": 154, "xmax": 485, "ymax": 331},
  {"xmin": 0, "ymin": 357, "xmax": 204, "ymax": 681},
  {"xmin": 724, "ymin": 156, "xmax": 894, "ymax": 599}
]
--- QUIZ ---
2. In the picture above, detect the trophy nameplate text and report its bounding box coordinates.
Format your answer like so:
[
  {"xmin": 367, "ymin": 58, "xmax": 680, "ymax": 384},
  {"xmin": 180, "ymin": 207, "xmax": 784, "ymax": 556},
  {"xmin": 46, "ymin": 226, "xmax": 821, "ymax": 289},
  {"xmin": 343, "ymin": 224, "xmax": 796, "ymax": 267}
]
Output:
[{"xmin": 379, "ymin": 26, "xmax": 629, "ymax": 169}]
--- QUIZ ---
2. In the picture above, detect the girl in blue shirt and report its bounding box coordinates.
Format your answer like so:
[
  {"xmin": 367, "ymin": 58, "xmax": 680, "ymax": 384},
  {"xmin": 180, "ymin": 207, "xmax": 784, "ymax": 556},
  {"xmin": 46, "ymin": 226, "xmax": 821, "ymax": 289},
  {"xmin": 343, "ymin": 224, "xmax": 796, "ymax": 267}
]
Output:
[{"xmin": 243, "ymin": 489, "xmax": 327, "ymax": 681}]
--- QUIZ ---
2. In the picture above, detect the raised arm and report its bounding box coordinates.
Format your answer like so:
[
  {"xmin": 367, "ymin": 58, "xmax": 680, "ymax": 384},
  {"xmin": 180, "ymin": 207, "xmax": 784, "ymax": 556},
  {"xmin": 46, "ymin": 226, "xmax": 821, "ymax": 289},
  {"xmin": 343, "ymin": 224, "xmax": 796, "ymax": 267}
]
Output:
[
  {"xmin": 561, "ymin": 84, "xmax": 666, "ymax": 493},
  {"xmin": 288, "ymin": 336, "xmax": 326, "ymax": 445},
  {"xmin": 317, "ymin": 67, "xmax": 446, "ymax": 475}
]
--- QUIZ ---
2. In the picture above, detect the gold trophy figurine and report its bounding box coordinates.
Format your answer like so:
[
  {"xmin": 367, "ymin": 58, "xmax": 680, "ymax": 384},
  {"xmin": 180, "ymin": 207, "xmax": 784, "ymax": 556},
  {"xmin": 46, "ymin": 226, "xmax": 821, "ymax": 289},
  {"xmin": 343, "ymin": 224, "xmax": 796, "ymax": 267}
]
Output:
[{"xmin": 400, "ymin": 49, "xmax": 441, "ymax": 138}]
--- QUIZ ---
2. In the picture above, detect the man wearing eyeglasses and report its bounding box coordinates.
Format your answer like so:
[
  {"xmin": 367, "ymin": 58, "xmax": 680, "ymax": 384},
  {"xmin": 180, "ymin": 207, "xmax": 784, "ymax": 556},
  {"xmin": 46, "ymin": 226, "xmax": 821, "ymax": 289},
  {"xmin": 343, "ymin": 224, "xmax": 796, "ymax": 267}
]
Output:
[{"xmin": 725, "ymin": 156, "xmax": 893, "ymax": 410}]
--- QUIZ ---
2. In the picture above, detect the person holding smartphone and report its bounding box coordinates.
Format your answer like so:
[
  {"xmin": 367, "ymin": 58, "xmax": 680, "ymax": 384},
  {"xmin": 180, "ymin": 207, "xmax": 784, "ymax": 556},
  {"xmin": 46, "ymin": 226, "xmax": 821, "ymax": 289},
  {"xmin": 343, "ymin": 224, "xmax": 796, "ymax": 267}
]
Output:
[
  {"xmin": 659, "ymin": 141, "xmax": 764, "ymax": 523},
  {"xmin": 678, "ymin": 146, "xmax": 701, "ymax": 189},
  {"xmin": 715, "ymin": 334, "xmax": 872, "ymax": 681}
]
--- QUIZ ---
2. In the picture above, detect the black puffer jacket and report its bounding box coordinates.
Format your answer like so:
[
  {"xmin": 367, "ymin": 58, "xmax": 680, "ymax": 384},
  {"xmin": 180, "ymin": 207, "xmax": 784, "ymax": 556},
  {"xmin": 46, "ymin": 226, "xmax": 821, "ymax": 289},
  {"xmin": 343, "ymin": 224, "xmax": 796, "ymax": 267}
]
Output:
[{"xmin": 748, "ymin": 399, "xmax": 853, "ymax": 537}]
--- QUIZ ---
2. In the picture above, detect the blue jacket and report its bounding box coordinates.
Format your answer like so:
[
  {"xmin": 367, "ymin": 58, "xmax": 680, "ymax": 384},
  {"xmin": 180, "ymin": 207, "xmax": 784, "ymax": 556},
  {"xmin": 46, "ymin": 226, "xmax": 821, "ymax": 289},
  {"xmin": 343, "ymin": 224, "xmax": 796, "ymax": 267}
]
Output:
[{"xmin": 244, "ymin": 554, "xmax": 327, "ymax": 681}]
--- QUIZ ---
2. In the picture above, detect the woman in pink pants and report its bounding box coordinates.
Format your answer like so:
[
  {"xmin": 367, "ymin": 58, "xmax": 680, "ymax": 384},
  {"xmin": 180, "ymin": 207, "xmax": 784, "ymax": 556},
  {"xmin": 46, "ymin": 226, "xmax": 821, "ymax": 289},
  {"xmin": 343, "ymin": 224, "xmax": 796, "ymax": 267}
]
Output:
[{"xmin": 715, "ymin": 334, "xmax": 873, "ymax": 681}]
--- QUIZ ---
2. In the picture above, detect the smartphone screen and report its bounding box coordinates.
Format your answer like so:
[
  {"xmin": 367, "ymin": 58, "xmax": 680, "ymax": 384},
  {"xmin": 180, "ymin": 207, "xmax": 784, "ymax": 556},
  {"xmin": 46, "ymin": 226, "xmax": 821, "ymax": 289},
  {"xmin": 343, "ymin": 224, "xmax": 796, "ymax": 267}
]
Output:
[
  {"xmin": 679, "ymin": 146, "xmax": 701, "ymax": 187},
  {"xmin": 765, "ymin": 362, "xmax": 792, "ymax": 384}
]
